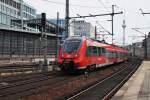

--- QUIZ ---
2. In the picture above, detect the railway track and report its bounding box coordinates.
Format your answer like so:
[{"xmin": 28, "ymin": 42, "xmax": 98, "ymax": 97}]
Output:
[
  {"xmin": 23, "ymin": 60, "xmax": 135, "ymax": 100},
  {"xmin": 0, "ymin": 64, "xmax": 41, "ymax": 77},
  {"xmin": 66, "ymin": 59, "xmax": 142, "ymax": 100},
  {"xmin": 0, "ymin": 71, "xmax": 60, "ymax": 83},
  {"xmin": 0, "ymin": 71, "xmax": 74, "ymax": 100},
  {"xmin": 0, "ymin": 59, "xmax": 141, "ymax": 100}
]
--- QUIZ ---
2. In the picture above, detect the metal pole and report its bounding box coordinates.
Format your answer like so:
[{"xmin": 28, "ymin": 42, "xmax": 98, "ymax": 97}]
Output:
[
  {"xmin": 112, "ymin": 5, "xmax": 115, "ymax": 45},
  {"xmin": 41, "ymin": 13, "xmax": 47, "ymax": 69},
  {"xmin": 56, "ymin": 12, "xmax": 59, "ymax": 61},
  {"xmin": 20, "ymin": 0, "xmax": 24, "ymax": 29},
  {"xmin": 65, "ymin": 0, "xmax": 69, "ymax": 38},
  {"xmin": 122, "ymin": 19, "xmax": 126, "ymax": 47},
  {"xmin": 95, "ymin": 26, "xmax": 97, "ymax": 40},
  {"xmin": 10, "ymin": 32, "xmax": 12, "ymax": 61},
  {"xmin": 145, "ymin": 35, "xmax": 147, "ymax": 59},
  {"xmin": 133, "ymin": 43, "xmax": 135, "ymax": 57}
]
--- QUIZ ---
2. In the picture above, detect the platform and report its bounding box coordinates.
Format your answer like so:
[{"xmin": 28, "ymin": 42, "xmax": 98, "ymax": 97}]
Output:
[{"xmin": 112, "ymin": 61, "xmax": 150, "ymax": 100}]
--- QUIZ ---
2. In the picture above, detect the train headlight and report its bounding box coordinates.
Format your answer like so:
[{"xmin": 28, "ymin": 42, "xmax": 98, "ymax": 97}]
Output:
[
  {"xmin": 62, "ymin": 54, "xmax": 64, "ymax": 57},
  {"xmin": 74, "ymin": 54, "xmax": 78, "ymax": 58}
]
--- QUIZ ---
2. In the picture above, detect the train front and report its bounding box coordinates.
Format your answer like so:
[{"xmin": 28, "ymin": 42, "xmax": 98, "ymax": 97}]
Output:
[{"xmin": 58, "ymin": 37, "xmax": 83, "ymax": 72}]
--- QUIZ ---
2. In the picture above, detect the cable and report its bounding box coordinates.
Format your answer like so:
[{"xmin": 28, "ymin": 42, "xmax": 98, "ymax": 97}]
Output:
[
  {"xmin": 96, "ymin": 21, "xmax": 111, "ymax": 35},
  {"xmin": 97, "ymin": 0, "xmax": 110, "ymax": 12},
  {"xmin": 43, "ymin": 0, "xmax": 110, "ymax": 8}
]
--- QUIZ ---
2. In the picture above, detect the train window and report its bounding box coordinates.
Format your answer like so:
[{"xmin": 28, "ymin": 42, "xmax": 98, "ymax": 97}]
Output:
[
  {"xmin": 112, "ymin": 52, "xmax": 116, "ymax": 58},
  {"xmin": 86, "ymin": 46, "xmax": 91, "ymax": 56},
  {"xmin": 101, "ymin": 48, "xmax": 106, "ymax": 53},
  {"xmin": 116, "ymin": 52, "xmax": 118, "ymax": 58},
  {"xmin": 105, "ymin": 50, "xmax": 111, "ymax": 58},
  {"xmin": 86, "ymin": 46, "xmax": 99, "ymax": 56},
  {"xmin": 118, "ymin": 53, "xmax": 121, "ymax": 58},
  {"xmin": 111, "ymin": 52, "xmax": 115, "ymax": 58},
  {"xmin": 98, "ymin": 47, "xmax": 102, "ymax": 56},
  {"xmin": 110, "ymin": 52, "xmax": 113, "ymax": 58},
  {"xmin": 101, "ymin": 48, "xmax": 106, "ymax": 56},
  {"xmin": 92, "ymin": 46, "xmax": 98, "ymax": 56}
]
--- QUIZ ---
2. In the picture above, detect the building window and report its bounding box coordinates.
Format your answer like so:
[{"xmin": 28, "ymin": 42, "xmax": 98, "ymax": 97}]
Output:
[
  {"xmin": 0, "ymin": 14, "xmax": 2, "ymax": 24},
  {"xmin": 16, "ymin": 3, "xmax": 20, "ymax": 9},
  {"xmin": 5, "ymin": 0, "xmax": 9, "ymax": 5},
  {"xmin": 2, "ymin": 14, "xmax": 5, "ymax": 24},
  {"xmin": 12, "ymin": 1, "xmax": 16, "ymax": 8},
  {"xmin": 0, "ymin": 0, "xmax": 4, "ymax": 3},
  {"xmin": 0, "ymin": 5, "xmax": 1, "ymax": 12},
  {"xmin": 6, "ymin": 7, "xmax": 9, "ymax": 14}
]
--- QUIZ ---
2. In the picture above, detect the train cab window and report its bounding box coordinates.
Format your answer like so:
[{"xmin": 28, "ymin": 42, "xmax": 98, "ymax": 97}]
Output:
[{"xmin": 62, "ymin": 39, "xmax": 81, "ymax": 53}]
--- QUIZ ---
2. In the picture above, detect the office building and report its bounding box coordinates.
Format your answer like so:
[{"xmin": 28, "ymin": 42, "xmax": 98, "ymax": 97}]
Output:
[{"xmin": 70, "ymin": 20, "xmax": 94, "ymax": 38}]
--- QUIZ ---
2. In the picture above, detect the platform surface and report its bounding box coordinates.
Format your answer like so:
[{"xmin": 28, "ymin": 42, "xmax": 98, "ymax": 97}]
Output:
[{"xmin": 112, "ymin": 61, "xmax": 150, "ymax": 100}]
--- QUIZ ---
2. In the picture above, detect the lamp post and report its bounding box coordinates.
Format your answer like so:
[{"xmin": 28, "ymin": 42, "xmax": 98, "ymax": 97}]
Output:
[
  {"xmin": 122, "ymin": 19, "xmax": 126, "ymax": 47},
  {"xmin": 65, "ymin": 0, "xmax": 69, "ymax": 38}
]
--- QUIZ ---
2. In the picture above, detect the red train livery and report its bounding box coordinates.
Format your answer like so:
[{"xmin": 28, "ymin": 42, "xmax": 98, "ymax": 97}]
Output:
[{"xmin": 58, "ymin": 36, "xmax": 129, "ymax": 72}]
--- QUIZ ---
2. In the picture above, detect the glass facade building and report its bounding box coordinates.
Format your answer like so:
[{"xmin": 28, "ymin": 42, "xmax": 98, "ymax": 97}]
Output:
[
  {"xmin": 0, "ymin": 1, "xmax": 64, "ymax": 60},
  {"xmin": 0, "ymin": 0, "xmax": 36, "ymax": 29},
  {"xmin": 23, "ymin": 3, "xmax": 36, "ymax": 20}
]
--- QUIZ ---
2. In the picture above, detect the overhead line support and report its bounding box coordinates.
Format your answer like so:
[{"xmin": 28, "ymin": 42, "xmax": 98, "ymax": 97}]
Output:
[{"xmin": 69, "ymin": 12, "xmax": 123, "ymax": 19}]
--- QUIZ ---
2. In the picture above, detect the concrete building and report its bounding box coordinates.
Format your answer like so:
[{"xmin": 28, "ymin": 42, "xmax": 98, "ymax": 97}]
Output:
[
  {"xmin": 126, "ymin": 42, "xmax": 144, "ymax": 58},
  {"xmin": 126, "ymin": 32, "xmax": 150, "ymax": 59},
  {"xmin": 144, "ymin": 32, "xmax": 150, "ymax": 59},
  {"xmin": 146, "ymin": 34, "xmax": 150, "ymax": 59},
  {"xmin": 0, "ymin": 0, "xmax": 36, "ymax": 29},
  {"xmin": 132, "ymin": 42, "xmax": 144, "ymax": 58},
  {"xmin": 70, "ymin": 20, "xmax": 94, "ymax": 38}
]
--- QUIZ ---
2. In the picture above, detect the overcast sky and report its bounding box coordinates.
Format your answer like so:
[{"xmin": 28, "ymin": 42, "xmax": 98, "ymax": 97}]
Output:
[{"xmin": 24, "ymin": 0, "xmax": 150, "ymax": 45}]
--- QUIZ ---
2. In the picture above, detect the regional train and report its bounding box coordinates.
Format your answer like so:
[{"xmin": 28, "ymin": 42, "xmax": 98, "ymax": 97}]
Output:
[{"xmin": 58, "ymin": 36, "xmax": 130, "ymax": 72}]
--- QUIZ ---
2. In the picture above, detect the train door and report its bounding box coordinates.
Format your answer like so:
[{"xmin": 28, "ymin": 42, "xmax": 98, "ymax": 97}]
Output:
[
  {"xmin": 105, "ymin": 49, "xmax": 110, "ymax": 64},
  {"xmin": 86, "ymin": 46, "xmax": 92, "ymax": 66}
]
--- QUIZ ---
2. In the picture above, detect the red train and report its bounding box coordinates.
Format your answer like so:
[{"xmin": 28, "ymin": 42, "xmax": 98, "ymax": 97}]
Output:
[{"xmin": 58, "ymin": 36, "xmax": 130, "ymax": 72}]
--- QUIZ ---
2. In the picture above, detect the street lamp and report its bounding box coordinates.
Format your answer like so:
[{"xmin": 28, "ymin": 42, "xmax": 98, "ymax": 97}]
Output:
[{"xmin": 122, "ymin": 19, "xmax": 126, "ymax": 47}]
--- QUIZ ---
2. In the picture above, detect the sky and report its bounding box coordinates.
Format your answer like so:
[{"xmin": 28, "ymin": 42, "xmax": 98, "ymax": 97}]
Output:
[{"xmin": 24, "ymin": 0, "xmax": 150, "ymax": 45}]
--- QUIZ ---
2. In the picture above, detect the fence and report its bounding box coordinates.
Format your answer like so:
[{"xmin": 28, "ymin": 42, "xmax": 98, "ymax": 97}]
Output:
[{"xmin": 0, "ymin": 28, "xmax": 58, "ymax": 61}]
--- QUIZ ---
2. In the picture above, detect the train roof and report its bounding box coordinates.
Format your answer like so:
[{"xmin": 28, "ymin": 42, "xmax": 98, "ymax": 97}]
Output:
[
  {"xmin": 66, "ymin": 36, "xmax": 129, "ymax": 53},
  {"xmin": 105, "ymin": 45, "xmax": 128, "ymax": 53},
  {"xmin": 85, "ymin": 37, "xmax": 128, "ymax": 53}
]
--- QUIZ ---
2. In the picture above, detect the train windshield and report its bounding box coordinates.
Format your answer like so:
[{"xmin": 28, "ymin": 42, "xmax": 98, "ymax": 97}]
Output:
[{"xmin": 62, "ymin": 39, "xmax": 81, "ymax": 53}]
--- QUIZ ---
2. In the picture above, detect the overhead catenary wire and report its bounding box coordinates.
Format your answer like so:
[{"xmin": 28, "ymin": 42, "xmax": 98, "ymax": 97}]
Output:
[
  {"xmin": 43, "ymin": 0, "xmax": 111, "ymax": 8},
  {"xmin": 96, "ymin": 21, "xmax": 111, "ymax": 35},
  {"xmin": 97, "ymin": 0, "xmax": 111, "ymax": 12}
]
